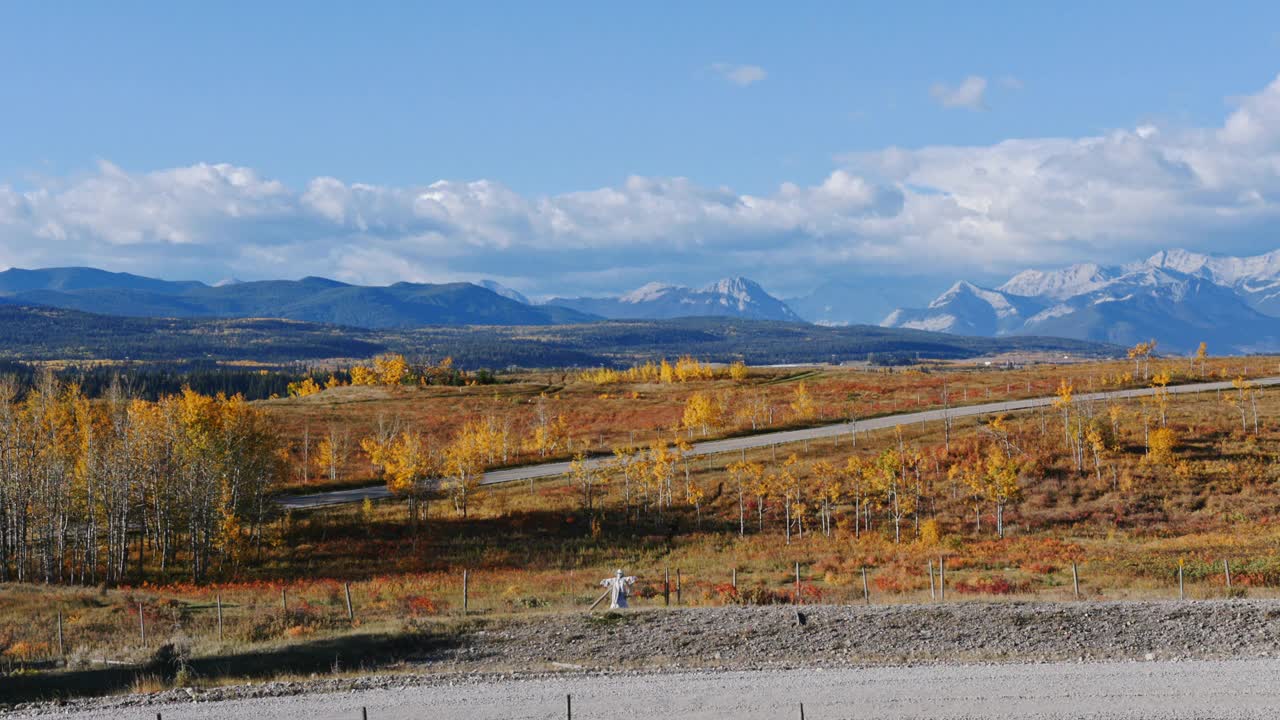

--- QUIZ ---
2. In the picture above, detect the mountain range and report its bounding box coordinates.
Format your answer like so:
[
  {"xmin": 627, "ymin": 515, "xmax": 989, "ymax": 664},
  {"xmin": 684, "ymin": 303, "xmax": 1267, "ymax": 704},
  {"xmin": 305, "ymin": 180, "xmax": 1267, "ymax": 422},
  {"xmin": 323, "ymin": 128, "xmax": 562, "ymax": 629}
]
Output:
[
  {"xmin": 7, "ymin": 249, "xmax": 1280, "ymax": 354},
  {"xmin": 0, "ymin": 267, "xmax": 595, "ymax": 328},
  {"xmin": 0, "ymin": 268, "xmax": 805, "ymax": 328},
  {"xmin": 881, "ymin": 249, "xmax": 1280, "ymax": 354}
]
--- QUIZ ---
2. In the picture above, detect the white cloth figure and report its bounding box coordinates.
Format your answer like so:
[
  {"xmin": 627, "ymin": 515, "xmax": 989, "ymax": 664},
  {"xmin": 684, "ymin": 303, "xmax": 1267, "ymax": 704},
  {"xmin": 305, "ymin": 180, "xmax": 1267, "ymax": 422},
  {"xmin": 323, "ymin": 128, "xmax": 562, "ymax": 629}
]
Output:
[{"xmin": 601, "ymin": 569, "xmax": 637, "ymax": 609}]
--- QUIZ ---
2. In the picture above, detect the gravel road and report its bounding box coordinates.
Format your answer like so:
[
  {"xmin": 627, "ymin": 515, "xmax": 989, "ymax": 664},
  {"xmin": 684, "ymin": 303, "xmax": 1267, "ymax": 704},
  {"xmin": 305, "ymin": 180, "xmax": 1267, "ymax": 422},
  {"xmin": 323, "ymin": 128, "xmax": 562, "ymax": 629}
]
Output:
[
  {"xmin": 15, "ymin": 659, "xmax": 1280, "ymax": 719},
  {"xmin": 12, "ymin": 600, "xmax": 1280, "ymax": 719},
  {"xmin": 278, "ymin": 375, "xmax": 1280, "ymax": 509}
]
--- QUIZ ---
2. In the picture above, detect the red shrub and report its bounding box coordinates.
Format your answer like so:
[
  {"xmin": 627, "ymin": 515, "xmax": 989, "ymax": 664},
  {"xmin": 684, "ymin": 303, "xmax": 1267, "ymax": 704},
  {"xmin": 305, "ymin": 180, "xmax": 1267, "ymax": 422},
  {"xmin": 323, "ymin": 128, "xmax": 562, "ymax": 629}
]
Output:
[{"xmin": 953, "ymin": 576, "xmax": 1030, "ymax": 595}]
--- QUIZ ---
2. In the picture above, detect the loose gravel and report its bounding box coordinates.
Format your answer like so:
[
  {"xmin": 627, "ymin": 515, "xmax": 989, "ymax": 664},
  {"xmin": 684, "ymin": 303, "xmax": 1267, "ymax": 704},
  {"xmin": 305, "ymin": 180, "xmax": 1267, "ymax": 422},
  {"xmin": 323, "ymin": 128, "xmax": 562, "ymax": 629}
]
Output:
[{"xmin": 8, "ymin": 599, "xmax": 1280, "ymax": 718}]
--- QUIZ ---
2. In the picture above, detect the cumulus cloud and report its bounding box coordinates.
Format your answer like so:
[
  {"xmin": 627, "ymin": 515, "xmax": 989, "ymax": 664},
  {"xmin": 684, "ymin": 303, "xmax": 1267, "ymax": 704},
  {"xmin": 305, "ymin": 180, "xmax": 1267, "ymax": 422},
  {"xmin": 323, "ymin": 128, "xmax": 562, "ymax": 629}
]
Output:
[
  {"xmin": 9, "ymin": 74, "xmax": 1280, "ymax": 295},
  {"xmin": 710, "ymin": 62, "xmax": 767, "ymax": 87},
  {"xmin": 930, "ymin": 75, "xmax": 988, "ymax": 110}
]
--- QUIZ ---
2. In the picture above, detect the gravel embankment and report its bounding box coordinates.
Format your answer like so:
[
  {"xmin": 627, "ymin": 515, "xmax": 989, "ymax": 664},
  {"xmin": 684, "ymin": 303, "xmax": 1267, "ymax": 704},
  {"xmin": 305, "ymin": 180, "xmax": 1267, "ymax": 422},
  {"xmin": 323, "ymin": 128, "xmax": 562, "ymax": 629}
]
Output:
[
  {"xmin": 16, "ymin": 659, "xmax": 1280, "ymax": 719},
  {"xmin": 8, "ymin": 600, "xmax": 1280, "ymax": 716}
]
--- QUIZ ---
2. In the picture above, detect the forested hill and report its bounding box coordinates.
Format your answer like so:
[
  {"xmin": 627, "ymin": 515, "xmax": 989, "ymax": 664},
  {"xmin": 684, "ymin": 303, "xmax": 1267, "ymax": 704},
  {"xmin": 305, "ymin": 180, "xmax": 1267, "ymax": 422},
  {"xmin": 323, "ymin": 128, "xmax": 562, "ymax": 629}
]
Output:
[
  {"xmin": 0, "ymin": 267, "xmax": 597, "ymax": 328},
  {"xmin": 0, "ymin": 304, "xmax": 1119, "ymax": 366}
]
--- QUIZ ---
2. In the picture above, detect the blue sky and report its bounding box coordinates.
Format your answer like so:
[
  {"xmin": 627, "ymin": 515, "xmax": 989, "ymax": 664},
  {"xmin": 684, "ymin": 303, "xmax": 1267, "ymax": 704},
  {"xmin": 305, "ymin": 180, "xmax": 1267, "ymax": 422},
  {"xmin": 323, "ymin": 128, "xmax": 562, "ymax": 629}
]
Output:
[{"xmin": 4, "ymin": 2, "xmax": 1280, "ymax": 301}]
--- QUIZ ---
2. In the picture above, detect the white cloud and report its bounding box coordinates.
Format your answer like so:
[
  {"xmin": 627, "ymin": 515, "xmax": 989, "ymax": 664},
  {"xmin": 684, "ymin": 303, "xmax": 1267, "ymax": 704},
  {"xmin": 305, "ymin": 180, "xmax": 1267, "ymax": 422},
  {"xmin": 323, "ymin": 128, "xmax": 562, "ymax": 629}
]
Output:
[
  {"xmin": 710, "ymin": 62, "xmax": 767, "ymax": 87},
  {"xmin": 930, "ymin": 75, "xmax": 988, "ymax": 110},
  {"xmin": 10, "ymin": 75, "xmax": 1280, "ymax": 295}
]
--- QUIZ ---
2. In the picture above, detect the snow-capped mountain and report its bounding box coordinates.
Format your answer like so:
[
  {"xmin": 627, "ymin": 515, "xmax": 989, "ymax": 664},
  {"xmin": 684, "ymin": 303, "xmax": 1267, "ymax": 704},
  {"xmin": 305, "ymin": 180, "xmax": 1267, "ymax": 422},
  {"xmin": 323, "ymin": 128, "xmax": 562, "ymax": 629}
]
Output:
[
  {"xmin": 882, "ymin": 250, "xmax": 1280, "ymax": 353},
  {"xmin": 997, "ymin": 263, "xmax": 1119, "ymax": 300},
  {"xmin": 882, "ymin": 281, "xmax": 1044, "ymax": 336},
  {"xmin": 546, "ymin": 277, "xmax": 802, "ymax": 322},
  {"xmin": 1142, "ymin": 248, "xmax": 1280, "ymax": 316},
  {"xmin": 475, "ymin": 280, "xmax": 531, "ymax": 305}
]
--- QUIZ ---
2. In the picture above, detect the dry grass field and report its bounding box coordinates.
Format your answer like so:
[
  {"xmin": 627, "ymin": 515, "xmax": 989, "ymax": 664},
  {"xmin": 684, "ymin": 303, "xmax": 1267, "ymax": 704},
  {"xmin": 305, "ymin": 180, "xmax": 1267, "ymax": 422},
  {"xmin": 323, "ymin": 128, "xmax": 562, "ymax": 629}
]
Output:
[{"xmin": 4, "ymin": 353, "xmax": 1280, "ymax": 698}]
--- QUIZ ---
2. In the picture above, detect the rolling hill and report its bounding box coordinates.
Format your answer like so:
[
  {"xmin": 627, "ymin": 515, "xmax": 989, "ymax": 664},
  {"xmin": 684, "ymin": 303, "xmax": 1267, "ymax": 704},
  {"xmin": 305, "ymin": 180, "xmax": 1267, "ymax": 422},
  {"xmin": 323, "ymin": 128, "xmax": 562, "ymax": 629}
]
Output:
[{"xmin": 0, "ymin": 267, "xmax": 596, "ymax": 328}]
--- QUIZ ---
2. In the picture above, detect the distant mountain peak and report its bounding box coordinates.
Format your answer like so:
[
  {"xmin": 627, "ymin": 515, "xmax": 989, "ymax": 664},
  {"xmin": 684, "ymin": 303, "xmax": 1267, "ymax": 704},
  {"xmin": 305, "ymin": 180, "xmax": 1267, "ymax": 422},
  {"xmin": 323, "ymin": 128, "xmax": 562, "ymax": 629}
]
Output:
[
  {"xmin": 620, "ymin": 282, "xmax": 678, "ymax": 304},
  {"xmin": 213, "ymin": 277, "xmax": 243, "ymax": 287},
  {"xmin": 475, "ymin": 280, "xmax": 530, "ymax": 305},
  {"xmin": 549, "ymin": 276, "xmax": 802, "ymax": 322}
]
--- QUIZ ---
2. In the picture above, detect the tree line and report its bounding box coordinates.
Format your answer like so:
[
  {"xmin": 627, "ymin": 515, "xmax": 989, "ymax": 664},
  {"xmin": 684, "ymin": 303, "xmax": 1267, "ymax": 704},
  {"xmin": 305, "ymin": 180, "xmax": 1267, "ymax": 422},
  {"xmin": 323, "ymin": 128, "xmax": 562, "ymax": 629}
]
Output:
[{"xmin": 0, "ymin": 374, "xmax": 283, "ymax": 585}]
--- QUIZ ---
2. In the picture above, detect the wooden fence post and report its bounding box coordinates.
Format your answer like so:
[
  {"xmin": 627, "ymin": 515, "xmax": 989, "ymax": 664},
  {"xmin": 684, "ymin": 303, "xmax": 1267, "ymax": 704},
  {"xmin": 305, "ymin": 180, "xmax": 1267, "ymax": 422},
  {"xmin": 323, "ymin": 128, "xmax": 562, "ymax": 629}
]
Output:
[
  {"xmin": 928, "ymin": 560, "xmax": 936, "ymax": 601},
  {"xmin": 56, "ymin": 610, "xmax": 64, "ymax": 659},
  {"xmin": 861, "ymin": 567, "xmax": 870, "ymax": 605},
  {"xmin": 664, "ymin": 568, "xmax": 670, "ymax": 607},
  {"xmin": 676, "ymin": 569, "xmax": 683, "ymax": 605},
  {"xmin": 1072, "ymin": 562, "xmax": 1080, "ymax": 599},
  {"xmin": 138, "ymin": 602, "xmax": 146, "ymax": 646},
  {"xmin": 732, "ymin": 567, "xmax": 738, "ymax": 590},
  {"xmin": 1178, "ymin": 563, "xmax": 1185, "ymax": 601},
  {"xmin": 344, "ymin": 583, "xmax": 354, "ymax": 623},
  {"xmin": 281, "ymin": 588, "xmax": 287, "ymax": 614},
  {"xmin": 939, "ymin": 557, "xmax": 946, "ymax": 602},
  {"xmin": 1224, "ymin": 559, "xmax": 1233, "ymax": 590},
  {"xmin": 463, "ymin": 569, "xmax": 470, "ymax": 614},
  {"xmin": 216, "ymin": 595, "xmax": 224, "ymax": 642}
]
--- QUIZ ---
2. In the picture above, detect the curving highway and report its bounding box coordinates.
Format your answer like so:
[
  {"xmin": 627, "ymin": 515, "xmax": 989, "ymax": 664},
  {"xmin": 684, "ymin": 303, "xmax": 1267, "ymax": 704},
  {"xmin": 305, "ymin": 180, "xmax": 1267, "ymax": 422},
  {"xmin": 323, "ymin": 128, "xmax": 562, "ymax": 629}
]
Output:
[{"xmin": 277, "ymin": 375, "xmax": 1280, "ymax": 510}]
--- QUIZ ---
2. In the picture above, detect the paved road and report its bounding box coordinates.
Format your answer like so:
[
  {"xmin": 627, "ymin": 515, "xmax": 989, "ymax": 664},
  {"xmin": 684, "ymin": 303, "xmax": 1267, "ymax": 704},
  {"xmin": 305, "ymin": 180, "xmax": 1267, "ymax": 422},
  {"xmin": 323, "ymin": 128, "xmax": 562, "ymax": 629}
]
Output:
[
  {"xmin": 278, "ymin": 376, "xmax": 1280, "ymax": 510},
  {"xmin": 24, "ymin": 659, "xmax": 1280, "ymax": 719}
]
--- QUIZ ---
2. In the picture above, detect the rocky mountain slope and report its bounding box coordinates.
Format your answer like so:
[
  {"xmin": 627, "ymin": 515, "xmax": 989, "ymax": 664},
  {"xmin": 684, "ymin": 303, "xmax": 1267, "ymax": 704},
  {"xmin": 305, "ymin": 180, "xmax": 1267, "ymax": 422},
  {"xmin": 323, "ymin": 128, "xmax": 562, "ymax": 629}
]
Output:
[
  {"xmin": 547, "ymin": 276, "xmax": 802, "ymax": 322},
  {"xmin": 881, "ymin": 249, "xmax": 1280, "ymax": 353}
]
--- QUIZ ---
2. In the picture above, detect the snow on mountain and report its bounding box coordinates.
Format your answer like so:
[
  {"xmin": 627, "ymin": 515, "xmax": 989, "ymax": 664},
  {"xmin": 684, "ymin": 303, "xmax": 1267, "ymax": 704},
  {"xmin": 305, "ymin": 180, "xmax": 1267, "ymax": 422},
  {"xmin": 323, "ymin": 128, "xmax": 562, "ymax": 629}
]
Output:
[
  {"xmin": 882, "ymin": 281, "xmax": 1042, "ymax": 336},
  {"xmin": 619, "ymin": 282, "xmax": 678, "ymax": 304},
  {"xmin": 546, "ymin": 277, "xmax": 802, "ymax": 322},
  {"xmin": 882, "ymin": 250, "xmax": 1280, "ymax": 353},
  {"xmin": 998, "ymin": 263, "xmax": 1118, "ymax": 300},
  {"xmin": 1143, "ymin": 248, "xmax": 1280, "ymax": 315},
  {"xmin": 476, "ymin": 280, "xmax": 530, "ymax": 305}
]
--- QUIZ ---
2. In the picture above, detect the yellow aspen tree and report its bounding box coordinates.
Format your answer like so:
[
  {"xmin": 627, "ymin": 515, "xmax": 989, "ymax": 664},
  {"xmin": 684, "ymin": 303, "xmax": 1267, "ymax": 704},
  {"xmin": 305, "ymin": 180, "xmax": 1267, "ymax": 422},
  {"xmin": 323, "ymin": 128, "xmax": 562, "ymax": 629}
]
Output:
[
  {"xmin": 682, "ymin": 391, "xmax": 722, "ymax": 438},
  {"xmin": 569, "ymin": 454, "xmax": 606, "ymax": 513},
  {"xmin": 812, "ymin": 460, "xmax": 841, "ymax": 537},
  {"xmin": 374, "ymin": 354, "xmax": 410, "ymax": 387},
  {"xmin": 1053, "ymin": 379, "xmax": 1074, "ymax": 448},
  {"xmin": 443, "ymin": 421, "xmax": 489, "ymax": 518},
  {"xmin": 790, "ymin": 382, "xmax": 816, "ymax": 421},
  {"xmin": 982, "ymin": 443, "xmax": 1022, "ymax": 538},
  {"xmin": 659, "ymin": 359, "xmax": 676, "ymax": 384},
  {"xmin": 287, "ymin": 377, "xmax": 322, "ymax": 397},
  {"xmin": 1147, "ymin": 426, "xmax": 1179, "ymax": 466},
  {"xmin": 727, "ymin": 459, "xmax": 763, "ymax": 536},
  {"xmin": 1151, "ymin": 371, "xmax": 1171, "ymax": 426},
  {"xmin": 349, "ymin": 365, "xmax": 379, "ymax": 386}
]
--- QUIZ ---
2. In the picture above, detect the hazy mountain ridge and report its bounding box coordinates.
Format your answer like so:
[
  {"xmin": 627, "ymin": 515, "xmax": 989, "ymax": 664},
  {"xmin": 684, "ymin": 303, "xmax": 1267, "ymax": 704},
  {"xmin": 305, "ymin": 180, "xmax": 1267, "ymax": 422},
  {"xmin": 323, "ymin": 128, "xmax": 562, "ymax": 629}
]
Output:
[
  {"xmin": 881, "ymin": 249, "xmax": 1280, "ymax": 353},
  {"xmin": 0, "ymin": 267, "xmax": 807, "ymax": 327},
  {"xmin": 0, "ymin": 267, "xmax": 595, "ymax": 328}
]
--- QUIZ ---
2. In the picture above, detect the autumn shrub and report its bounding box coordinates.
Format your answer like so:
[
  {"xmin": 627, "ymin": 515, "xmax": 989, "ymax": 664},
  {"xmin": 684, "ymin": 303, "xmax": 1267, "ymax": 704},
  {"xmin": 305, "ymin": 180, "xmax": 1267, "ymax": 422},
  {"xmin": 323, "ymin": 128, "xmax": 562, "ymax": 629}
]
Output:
[
  {"xmin": 952, "ymin": 575, "xmax": 1030, "ymax": 595},
  {"xmin": 872, "ymin": 573, "xmax": 914, "ymax": 594},
  {"xmin": 717, "ymin": 583, "xmax": 789, "ymax": 605},
  {"xmin": 243, "ymin": 601, "xmax": 339, "ymax": 642}
]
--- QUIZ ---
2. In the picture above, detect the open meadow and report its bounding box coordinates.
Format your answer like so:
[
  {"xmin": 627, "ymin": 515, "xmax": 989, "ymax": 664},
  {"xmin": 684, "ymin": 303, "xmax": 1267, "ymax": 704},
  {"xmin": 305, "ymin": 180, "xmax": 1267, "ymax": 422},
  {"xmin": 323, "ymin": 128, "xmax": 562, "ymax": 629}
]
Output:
[{"xmin": 5, "ymin": 351, "xmax": 1280, "ymax": 701}]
